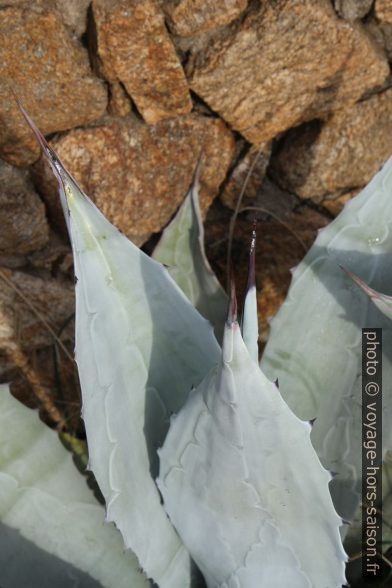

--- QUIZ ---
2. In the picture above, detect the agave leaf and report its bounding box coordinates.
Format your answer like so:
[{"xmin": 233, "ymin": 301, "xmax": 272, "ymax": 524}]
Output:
[
  {"xmin": 241, "ymin": 226, "xmax": 259, "ymax": 362},
  {"xmin": 341, "ymin": 265, "xmax": 392, "ymax": 321},
  {"xmin": 0, "ymin": 384, "xmax": 150, "ymax": 588},
  {"xmin": 152, "ymin": 163, "xmax": 228, "ymax": 344},
  {"xmin": 19, "ymin": 103, "xmax": 221, "ymax": 587},
  {"xmin": 261, "ymin": 156, "xmax": 392, "ymax": 525},
  {"xmin": 157, "ymin": 297, "xmax": 347, "ymax": 588}
]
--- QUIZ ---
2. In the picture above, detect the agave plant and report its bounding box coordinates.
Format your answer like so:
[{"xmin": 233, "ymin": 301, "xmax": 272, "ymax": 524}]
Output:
[
  {"xmin": 260, "ymin": 157, "xmax": 392, "ymax": 545},
  {"xmin": 2, "ymin": 101, "xmax": 391, "ymax": 586}
]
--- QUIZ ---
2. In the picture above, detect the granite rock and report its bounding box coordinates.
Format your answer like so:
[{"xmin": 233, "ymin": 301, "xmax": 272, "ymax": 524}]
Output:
[
  {"xmin": 366, "ymin": 14, "xmax": 392, "ymax": 61},
  {"xmin": 0, "ymin": 160, "xmax": 49, "ymax": 255},
  {"xmin": 187, "ymin": 0, "xmax": 389, "ymax": 144},
  {"xmin": 108, "ymin": 82, "xmax": 133, "ymax": 117},
  {"xmin": 334, "ymin": 0, "xmax": 374, "ymax": 21},
  {"xmin": 220, "ymin": 143, "xmax": 271, "ymax": 210},
  {"xmin": 55, "ymin": 0, "xmax": 91, "ymax": 37},
  {"xmin": 375, "ymin": 0, "xmax": 392, "ymax": 25},
  {"xmin": 161, "ymin": 0, "xmax": 248, "ymax": 37},
  {"xmin": 322, "ymin": 190, "xmax": 358, "ymax": 216},
  {"xmin": 0, "ymin": 3, "xmax": 107, "ymax": 166},
  {"xmin": 271, "ymin": 88, "xmax": 392, "ymax": 199},
  {"xmin": 91, "ymin": 0, "xmax": 192, "ymax": 124},
  {"xmin": 27, "ymin": 231, "xmax": 72, "ymax": 275},
  {"xmin": 0, "ymin": 268, "xmax": 74, "ymax": 351},
  {"xmin": 34, "ymin": 114, "xmax": 235, "ymax": 245}
]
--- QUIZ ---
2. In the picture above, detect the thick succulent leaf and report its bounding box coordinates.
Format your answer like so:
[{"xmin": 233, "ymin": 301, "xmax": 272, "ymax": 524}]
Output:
[
  {"xmin": 0, "ymin": 384, "xmax": 150, "ymax": 588},
  {"xmin": 158, "ymin": 317, "xmax": 347, "ymax": 588},
  {"xmin": 241, "ymin": 226, "xmax": 259, "ymax": 362},
  {"xmin": 261, "ymin": 156, "xmax": 392, "ymax": 525},
  {"xmin": 19, "ymin": 104, "xmax": 221, "ymax": 587},
  {"xmin": 152, "ymin": 166, "xmax": 228, "ymax": 343},
  {"xmin": 342, "ymin": 265, "xmax": 392, "ymax": 321}
]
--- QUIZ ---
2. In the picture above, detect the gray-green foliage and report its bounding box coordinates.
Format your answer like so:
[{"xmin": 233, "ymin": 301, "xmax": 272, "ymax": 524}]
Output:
[
  {"xmin": 261, "ymin": 157, "xmax": 392, "ymax": 531},
  {"xmin": 0, "ymin": 384, "xmax": 150, "ymax": 588},
  {"xmin": 4, "ymin": 103, "xmax": 390, "ymax": 587},
  {"xmin": 17, "ymin": 107, "xmax": 221, "ymax": 588},
  {"xmin": 152, "ymin": 163, "xmax": 227, "ymax": 344},
  {"xmin": 157, "ymin": 314, "xmax": 346, "ymax": 587}
]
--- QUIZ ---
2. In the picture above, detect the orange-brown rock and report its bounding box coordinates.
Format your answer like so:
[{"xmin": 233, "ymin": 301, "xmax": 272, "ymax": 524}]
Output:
[
  {"xmin": 108, "ymin": 82, "xmax": 133, "ymax": 117},
  {"xmin": 364, "ymin": 16, "xmax": 392, "ymax": 61},
  {"xmin": 322, "ymin": 191, "xmax": 358, "ymax": 216},
  {"xmin": 92, "ymin": 0, "xmax": 192, "ymax": 124},
  {"xmin": 375, "ymin": 0, "xmax": 392, "ymax": 25},
  {"xmin": 55, "ymin": 0, "xmax": 91, "ymax": 37},
  {"xmin": 0, "ymin": 161, "xmax": 49, "ymax": 255},
  {"xmin": 220, "ymin": 143, "xmax": 271, "ymax": 210},
  {"xmin": 271, "ymin": 88, "xmax": 392, "ymax": 199},
  {"xmin": 0, "ymin": 268, "xmax": 74, "ymax": 351},
  {"xmin": 204, "ymin": 200, "xmax": 328, "ymax": 344},
  {"xmin": 162, "ymin": 0, "xmax": 248, "ymax": 37},
  {"xmin": 0, "ymin": 3, "xmax": 107, "ymax": 166},
  {"xmin": 334, "ymin": 0, "xmax": 373, "ymax": 21},
  {"xmin": 34, "ymin": 114, "xmax": 235, "ymax": 245},
  {"xmin": 27, "ymin": 231, "xmax": 72, "ymax": 275},
  {"xmin": 187, "ymin": 0, "xmax": 389, "ymax": 144}
]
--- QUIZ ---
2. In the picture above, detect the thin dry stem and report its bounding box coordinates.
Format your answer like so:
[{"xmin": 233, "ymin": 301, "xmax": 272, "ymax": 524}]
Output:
[
  {"xmin": 239, "ymin": 206, "xmax": 308, "ymax": 253},
  {"xmin": 226, "ymin": 145, "xmax": 266, "ymax": 289}
]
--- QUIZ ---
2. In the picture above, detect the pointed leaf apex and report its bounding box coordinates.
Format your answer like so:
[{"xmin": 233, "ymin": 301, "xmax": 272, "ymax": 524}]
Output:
[
  {"xmin": 189, "ymin": 152, "xmax": 203, "ymax": 220},
  {"xmin": 241, "ymin": 221, "xmax": 259, "ymax": 361},
  {"xmin": 340, "ymin": 265, "xmax": 392, "ymax": 320},
  {"xmin": 14, "ymin": 95, "xmax": 61, "ymax": 173},
  {"xmin": 192, "ymin": 150, "xmax": 204, "ymax": 190},
  {"xmin": 339, "ymin": 264, "xmax": 371, "ymax": 293}
]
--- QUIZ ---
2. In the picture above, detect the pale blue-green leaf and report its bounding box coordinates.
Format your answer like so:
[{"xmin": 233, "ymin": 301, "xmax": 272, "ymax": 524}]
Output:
[
  {"xmin": 0, "ymin": 384, "xmax": 150, "ymax": 588},
  {"xmin": 19, "ymin": 105, "xmax": 220, "ymax": 587},
  {"xmin": 158, "ymin": 321, "xmax": 347, "ymax": 588},
  {"xmin": 152, "ymin": 172, "xmax": 227, "ymax": 344},
  {"xmin": 261, "ymin": 156, "xmax": 392, "ymax": 525},
  {"xmin": 241, "ymin": 228, "xmax": 258, "ymax": 362}
]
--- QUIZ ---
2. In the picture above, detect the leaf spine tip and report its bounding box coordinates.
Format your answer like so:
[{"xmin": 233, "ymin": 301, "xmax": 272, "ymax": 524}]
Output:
[
  {"xmin": 193, "ymin": 150, "xmax": 203, "ymax": 187},
  {"xmin": 14, "ymin": 94, "xmax": 61, "ymax": 170}
]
